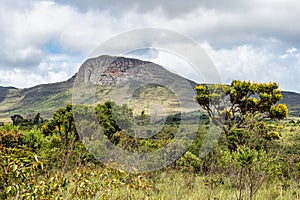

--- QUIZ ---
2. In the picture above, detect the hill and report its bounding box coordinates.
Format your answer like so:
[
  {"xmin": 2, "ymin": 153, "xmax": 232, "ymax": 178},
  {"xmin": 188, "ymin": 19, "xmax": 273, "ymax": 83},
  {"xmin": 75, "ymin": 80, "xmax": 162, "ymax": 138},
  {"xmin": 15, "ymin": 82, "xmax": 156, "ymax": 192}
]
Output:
[
  {"xmin": 0, "ymin": 76, "xmax": 75, "ymax": 120},
  {"xmin": 0, "ymin": 55, "xmax": 299, "ymax": 121},
  {"xmin": 0, "ymin": 55, "xmax": 197, "ymax": 121},
  {"xmin": 281, "ymin": 91, "xmax": 300, "ymax": 117}
]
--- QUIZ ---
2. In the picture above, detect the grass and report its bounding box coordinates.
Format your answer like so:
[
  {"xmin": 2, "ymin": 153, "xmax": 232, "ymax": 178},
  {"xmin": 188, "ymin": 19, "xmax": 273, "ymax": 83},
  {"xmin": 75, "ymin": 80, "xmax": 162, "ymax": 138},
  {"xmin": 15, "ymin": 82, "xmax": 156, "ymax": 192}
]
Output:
[{"xmin": 57, "ymin": 170, "xmax": 300, "ymax": 200}]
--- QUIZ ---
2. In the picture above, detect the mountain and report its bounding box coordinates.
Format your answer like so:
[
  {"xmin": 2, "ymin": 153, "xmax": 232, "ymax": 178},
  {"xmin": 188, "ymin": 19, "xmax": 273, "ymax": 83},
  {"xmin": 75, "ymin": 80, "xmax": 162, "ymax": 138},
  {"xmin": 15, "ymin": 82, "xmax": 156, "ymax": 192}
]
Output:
[
  {"xmin": 0, "ymin": 55, "xmax": 300, "ymax": 122},
  {"xmin": 72, "ymin": 55, "xmax": 198, "ymax": 116},
  {"xmin": 0, "ymin": 86, "xmax": 17, "ymax": 102},
  {"xmin": 0, "ymin": 55, "xmax": 198, "ymax": 121},
  {"xmin": 0, "ymin": 75, "xmax": 75, "ymax": 120},
  {"xmin": 280, "ymin": 91, "xmax": 300, "ymax": 117}
]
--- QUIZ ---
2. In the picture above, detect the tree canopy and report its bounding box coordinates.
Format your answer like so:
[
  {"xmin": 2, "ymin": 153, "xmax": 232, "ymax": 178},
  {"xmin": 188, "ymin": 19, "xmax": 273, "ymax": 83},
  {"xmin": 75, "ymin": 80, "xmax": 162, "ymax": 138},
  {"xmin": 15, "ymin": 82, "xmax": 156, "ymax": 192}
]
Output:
[{"xmin": 194, "ymin": 80, "xmax": 288, "ymax": 151}]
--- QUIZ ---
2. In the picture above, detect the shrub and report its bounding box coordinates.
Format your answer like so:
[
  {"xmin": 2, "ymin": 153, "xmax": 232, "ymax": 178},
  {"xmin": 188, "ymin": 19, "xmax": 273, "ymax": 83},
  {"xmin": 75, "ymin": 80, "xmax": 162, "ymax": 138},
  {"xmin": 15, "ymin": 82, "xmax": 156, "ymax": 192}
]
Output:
[
  {"xmin": 265, "ymin": 130, "xmax": 281, "ymax": 140},
  {"xmin": 270, "ymin": 104, "xmax": 288, "ymax": 119},
  {"xmin": 23, "ymin": 128, "xmax": 46, "ymax": 150},
  {"xmin": 0, "ymin": 124, "xmax": 23, "ymax": 148},
  {"xmin": 176, "ymin": 151, "xmax": 202, "ymax": 172}
]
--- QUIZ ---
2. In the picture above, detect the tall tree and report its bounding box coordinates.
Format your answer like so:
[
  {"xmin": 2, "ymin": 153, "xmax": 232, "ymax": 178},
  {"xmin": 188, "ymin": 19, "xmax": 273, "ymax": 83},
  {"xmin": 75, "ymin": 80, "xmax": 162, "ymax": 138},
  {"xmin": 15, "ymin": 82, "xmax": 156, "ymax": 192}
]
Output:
[
  {"xmin": 43, "ymin": 104, "xmax": 79, "ymax": 145},
  {"xmin": 194, "ymin": 80, "xmax": 288, "ymax": 151},
  {"xmin": 95, "ymin": 101, "xmax": 133, "ymax": 144}
]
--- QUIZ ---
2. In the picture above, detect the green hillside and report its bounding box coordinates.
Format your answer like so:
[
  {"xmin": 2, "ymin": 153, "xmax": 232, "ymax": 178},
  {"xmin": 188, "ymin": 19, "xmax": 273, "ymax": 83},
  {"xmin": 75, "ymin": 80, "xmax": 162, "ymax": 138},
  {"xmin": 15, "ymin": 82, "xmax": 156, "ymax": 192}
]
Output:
[
  {"xmin": 0, "ymin": 56, "xmax": 299, "ymax": 122},
  {"xmin": 0, "ymin": 75, "xmax": 75, "ymax": 120},
  {"xmin": 281, "ymin": 91, "xmax": 300, "ymax": 117}
]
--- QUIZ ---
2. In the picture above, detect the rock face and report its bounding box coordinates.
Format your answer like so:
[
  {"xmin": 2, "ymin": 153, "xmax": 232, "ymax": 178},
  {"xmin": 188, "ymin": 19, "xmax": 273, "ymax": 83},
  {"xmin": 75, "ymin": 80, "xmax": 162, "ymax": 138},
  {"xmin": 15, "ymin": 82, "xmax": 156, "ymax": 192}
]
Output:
[
  {"xmin": 76, "ymin": 55, "xmax": 198, "ymax": 92},
  {"xmin": 80, "ymin": 55, "xmax": 152, "ymax": 85}
]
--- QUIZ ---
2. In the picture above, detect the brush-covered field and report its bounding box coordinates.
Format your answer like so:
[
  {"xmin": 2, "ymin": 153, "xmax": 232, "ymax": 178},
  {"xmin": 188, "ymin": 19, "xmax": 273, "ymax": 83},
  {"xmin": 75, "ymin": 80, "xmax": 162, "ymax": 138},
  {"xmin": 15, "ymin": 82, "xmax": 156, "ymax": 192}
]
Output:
[
  {"xmin": 1, "ymin": 81, "xmax": 300, "ymax": 200},
  {"xmin": 1, "ymin": 110, "xmax": 300, "ymax": 199}
]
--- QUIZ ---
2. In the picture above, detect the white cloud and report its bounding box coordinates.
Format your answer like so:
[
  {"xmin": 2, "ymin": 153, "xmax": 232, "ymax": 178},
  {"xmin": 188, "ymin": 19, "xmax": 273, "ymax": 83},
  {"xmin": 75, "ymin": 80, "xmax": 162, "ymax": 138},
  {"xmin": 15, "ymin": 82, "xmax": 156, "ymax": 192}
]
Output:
[
  {"xmin": 201, "ymin": 41, "xmax": 300, "ymax": 92},
  {"xmin": 0, "ymin": 54, "xmax": 81, "ymax": 88},
  {"xmin": 0, "ymin": 0, "xmax": 300, "ymax": 92}
]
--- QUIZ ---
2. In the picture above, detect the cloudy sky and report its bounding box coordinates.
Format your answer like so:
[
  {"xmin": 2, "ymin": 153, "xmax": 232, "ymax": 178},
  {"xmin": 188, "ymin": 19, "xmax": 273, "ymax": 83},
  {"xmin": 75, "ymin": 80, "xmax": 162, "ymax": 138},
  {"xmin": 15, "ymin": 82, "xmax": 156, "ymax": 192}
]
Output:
[{"xmin": 0, "ymin": 0, "xmax": 300, "ymax": 92}]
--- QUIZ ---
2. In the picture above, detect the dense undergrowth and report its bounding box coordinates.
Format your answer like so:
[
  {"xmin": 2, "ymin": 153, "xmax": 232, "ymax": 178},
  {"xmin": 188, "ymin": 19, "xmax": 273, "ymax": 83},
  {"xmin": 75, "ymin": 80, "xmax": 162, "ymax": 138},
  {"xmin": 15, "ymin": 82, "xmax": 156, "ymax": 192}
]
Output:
[
  {"xmin": 1, "ymin": 116, "xmax": 300, "ymax": 199},
  {"xmin": 2, "ymin": 79, "xmax": 300, "ymax": 199}
]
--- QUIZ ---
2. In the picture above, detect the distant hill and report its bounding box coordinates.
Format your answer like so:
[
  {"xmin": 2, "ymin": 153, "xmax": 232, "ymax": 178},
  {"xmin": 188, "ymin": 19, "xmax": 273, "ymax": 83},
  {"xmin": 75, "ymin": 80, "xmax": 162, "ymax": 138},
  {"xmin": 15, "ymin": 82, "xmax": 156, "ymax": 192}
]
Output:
[
  {"xmin": 0, "ymin": 75, "xmax": 75, "ymax": 120},
  {"xmin": 281, "ymin": 91, "xmax": 300, "ymax": 117},
  {"xmin": 0, "ymin": 55, "xmax": 299, "ymax": 121},
  {"xmin": 0, "ymin": 86, "xmax": 17, "ymax": 102}
]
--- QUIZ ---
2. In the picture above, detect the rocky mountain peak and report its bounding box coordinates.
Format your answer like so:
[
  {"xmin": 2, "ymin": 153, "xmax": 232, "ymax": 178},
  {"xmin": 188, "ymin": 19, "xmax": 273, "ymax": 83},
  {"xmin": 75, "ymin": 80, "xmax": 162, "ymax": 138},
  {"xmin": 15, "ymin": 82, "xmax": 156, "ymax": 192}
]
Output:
[{"xmin": 77, "ymin": 55, "xmax": 153, "ymax": 85}]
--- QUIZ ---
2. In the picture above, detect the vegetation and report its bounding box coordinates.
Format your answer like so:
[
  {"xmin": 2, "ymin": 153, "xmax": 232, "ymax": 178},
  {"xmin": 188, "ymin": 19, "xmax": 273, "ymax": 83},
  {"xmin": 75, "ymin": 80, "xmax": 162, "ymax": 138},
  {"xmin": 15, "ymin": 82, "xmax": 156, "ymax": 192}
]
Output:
[
  {"xmin": 0, "ymin": 80, "xmax": 299, "ymax": 199},
  {"xmin": 195, "ymin": 81, "xmax": 288, "ymax": 149}
]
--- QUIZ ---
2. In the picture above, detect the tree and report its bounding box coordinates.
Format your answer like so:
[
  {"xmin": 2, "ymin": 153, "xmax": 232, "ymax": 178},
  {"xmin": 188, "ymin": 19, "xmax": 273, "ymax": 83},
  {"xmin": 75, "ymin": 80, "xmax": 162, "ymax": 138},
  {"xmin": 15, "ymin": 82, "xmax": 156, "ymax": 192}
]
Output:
[
  {"xmin": 11, "ymin": 115, "xmax": 24, "ymax": 126},
  {"xmin": 33, "ymin": 113, "xmax": 43, "ymax": 124},
  {"xmin": 195, "ymin": 81, "xmax": 288, "ymax": 199},
  {"xmin": 47, "ymin": 104, "xmax": 79, "ymax": 145},
  {"xmin": 220, "ymin": 145, "xmax": 280, "ymax": 200},
  {"xmin": 95, "ymin": 101, "xmax": 133, "ymax": 144},
  {"xmin": 42, "ymin": 104, "xmax": 80, "ymax": 173},
  {"xmin": 194, "ymin": 80, "xmax": 288, "ymax": 151}
]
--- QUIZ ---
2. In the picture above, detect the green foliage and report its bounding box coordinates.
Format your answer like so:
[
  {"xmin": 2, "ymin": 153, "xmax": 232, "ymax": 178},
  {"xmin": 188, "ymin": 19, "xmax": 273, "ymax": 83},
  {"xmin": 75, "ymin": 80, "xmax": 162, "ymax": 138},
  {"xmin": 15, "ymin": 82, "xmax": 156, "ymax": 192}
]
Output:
[
  {"xmin": 195, "ymin": 80, "xmax": 287, "ymax": 120},
  {"xmin": 0, "ymin": 124, "xmax": 23, "ymax": 148},
  {"xmin": 176, "ymin": 151, "xmax": 202, "ymax": 172},
  {"xmin": 270, "ymin": 104, "xmax": 289, "ymax": 119},
  {"xmin": 0, "ymin": 84, "xmax": 299, "ymax": 199},
  {"xmin": 41, "ymin": 120, "xmax": 55, "ymax": 136},
  {"xmin": 0, "ymin": 147, "xmax": 46, "ymax": 199},
  {"xmin": 194, "ymin": 85, "xmax": 211, "ymax": 106},
  {"xmin": 195, "ymin": 80, "xmax": 288, "ymax": 151},
  {"xmin": 47, "ymin": 134, "xmax": 62, "ymax": 149},
  {"xmin": 194, "ymin": 80, "xmax": 294, "ymax": 199},
  {"xmin": 232, "ymin": 146, "xmax": 263, "ymax": 166},
  {"xmin": 140, "ymin": 139, "xmax": 161, "ymax": 151},
  {"xmin": 95, "ymin": 101, "xmax": 133, "ymax": 142},
  {"xmin": 227, "ymin": 128, "xmax": 250, "ymax": 151},
  {"xmin": 297, "ymin": 162, "xmax": 300, "ymax": 179},
  {"xmin": 23, "ymin": 128, "xmax": 46, "ymax": 150},
  {"xmin": 219, "ymin": 146, "xmax": 282, "ymax": 200},
  {"xmin": 42, "ymin": 104, "xmax": 79, "ymax": 145},
  {"xmin": 0, "ymin": 119, "xmax": 299, "ymax": 199},
  {"xmin": 186, "ymin": 125, "xmax": 207, "ymax": 156}
]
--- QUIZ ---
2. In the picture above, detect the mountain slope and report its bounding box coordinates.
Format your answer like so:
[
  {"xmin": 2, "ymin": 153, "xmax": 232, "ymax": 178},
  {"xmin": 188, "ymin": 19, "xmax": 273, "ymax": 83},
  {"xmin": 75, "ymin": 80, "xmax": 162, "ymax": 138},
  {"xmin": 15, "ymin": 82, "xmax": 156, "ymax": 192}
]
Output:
[
  {"xmin": 281, "ymin": 91, "xmax": 300, "ymax": 117},
  {"xmin": 0, "ymin": 55, "xmax": 300, "ymax": 121},
  {"xmin": 0, "ymin": 55, "xmax": 197, "ymax": 120},
  {"xmin": 73, "ymin": 55, "xmax": 198, "ymax": 116},
  {"xmin": 0, "ymin": 76, "xmax": 75, "ymax": 119},
  {"xmin": 0, "ymin": 86, "xmax": 17, "ymax": 103}
]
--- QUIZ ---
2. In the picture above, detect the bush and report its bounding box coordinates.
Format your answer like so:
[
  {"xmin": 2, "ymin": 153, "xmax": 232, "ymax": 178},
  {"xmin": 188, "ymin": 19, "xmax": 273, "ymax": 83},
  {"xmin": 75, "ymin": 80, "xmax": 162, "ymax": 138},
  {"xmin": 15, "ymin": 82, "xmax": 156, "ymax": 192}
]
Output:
[
  {"xmin": 0, "ymin": 124, "xmax": 23, "ymax": 148},
  {"xmin": 23, "ymin": 128, "xmax": 46, "ymax": 150},
  {"xmin": 270, "ymin": 104, "xmax": 288, "ymax": 119},
  {"xmin": 176, "ymin": 151, "xmax": 202, "ymax": 172},
  {"xmin": 265, "ymin": 130, "xmax": 281, "ymax": 140}
]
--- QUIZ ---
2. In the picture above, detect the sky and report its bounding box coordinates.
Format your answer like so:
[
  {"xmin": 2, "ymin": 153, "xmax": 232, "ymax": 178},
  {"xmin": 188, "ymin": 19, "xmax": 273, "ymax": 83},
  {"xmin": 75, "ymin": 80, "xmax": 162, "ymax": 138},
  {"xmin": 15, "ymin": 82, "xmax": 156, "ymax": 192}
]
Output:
[{"xmin": 0, "ymin": 0, "xmax": 300, "ymax": 92}]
